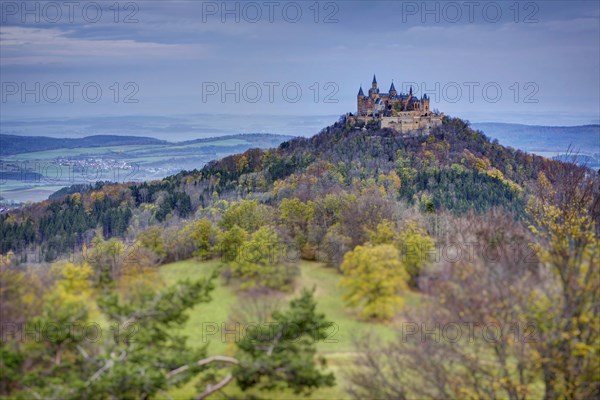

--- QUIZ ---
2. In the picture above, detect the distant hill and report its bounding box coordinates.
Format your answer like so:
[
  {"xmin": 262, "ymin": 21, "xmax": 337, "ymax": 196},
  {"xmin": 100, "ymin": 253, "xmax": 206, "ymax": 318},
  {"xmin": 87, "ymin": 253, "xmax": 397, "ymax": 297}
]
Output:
[
  {"xmin": 0, "ymin": 133, "xmax": 293, "ymax": 157},
  {"xmin": 471, "ymin": 123, "xmax": 600, "ymax": 155},
  {"xmin": 0, "ymin": 134, "xmax": 168, "ymax": 156},
  {"xmin": 178, "ymin": 133, "xmax": 293, "ymax": 146}
]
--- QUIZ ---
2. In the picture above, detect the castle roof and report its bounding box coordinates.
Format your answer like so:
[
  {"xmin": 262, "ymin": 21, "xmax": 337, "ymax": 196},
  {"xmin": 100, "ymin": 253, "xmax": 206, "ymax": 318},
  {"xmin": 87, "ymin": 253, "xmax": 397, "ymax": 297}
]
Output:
[
  {"xmin": 358, "ymin": 86, "xmax": 364, "ymax": 96},
  {"xmin": 386, "ymin": 93, "xmax": 410, "ymax": 100},
  {"xmin": 372, "ymin": 74, "xmax": 377, "ymax": 84},
  {"xmin": 389, "ymin": 82, "xmax": 396, "ymax": 91}
]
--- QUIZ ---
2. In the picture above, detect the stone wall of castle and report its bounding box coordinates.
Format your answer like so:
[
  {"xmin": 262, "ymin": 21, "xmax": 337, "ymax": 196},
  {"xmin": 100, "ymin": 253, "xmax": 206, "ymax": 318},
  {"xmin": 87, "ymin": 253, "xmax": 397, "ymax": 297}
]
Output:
[{"xmin": 380, "ymin": 112, "xmax": 443, "ymax": 135}]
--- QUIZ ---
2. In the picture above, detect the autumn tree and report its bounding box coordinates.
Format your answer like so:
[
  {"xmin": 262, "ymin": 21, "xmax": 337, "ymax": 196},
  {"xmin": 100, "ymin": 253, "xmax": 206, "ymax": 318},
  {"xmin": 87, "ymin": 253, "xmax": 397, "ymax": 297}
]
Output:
[
  {"xmin": 217, "ymin": 224, "xmax": 248, "ymax": 265},
  {"xmin": 227, "ymin": 226, "xmax": 297, "ymax": 291},
  {"xmin": 396, "ymin": 220, "xmax": 435, "ymax": 286},
  {"xmin": 84, "ymin": 233, "xmax": 128, "ymax": 287},
  {"xmin": 3, "ymin": 262, "xmax": 95, "ymax": 398},
  {"xmin": 189, "ymin": 218, "xmax": 217, "ymax": 260},
  {"xmin": 365, "ymin": 219, "xmax": 397, "ymax": 245},
  {"xmin": 526, "ymin": 165, "xmax": 600, "ymax": 398},
  {"xmin": 279, "ymin": 197, "xmax": 315, "ymax": 256},
  {"xmin": 136, "ymin": 226, "xmax": 166, "ymax": 261},
  {"xmin": 219, "ymin": 199, "xmax": 273, "ymax": 233},
  {"xmin": 339, "ymin": 244, "xmax": 408, "ymax": 320},
  {"xmin": 345, "ymin": 210, "xmax": 542, "ymax": 399}
]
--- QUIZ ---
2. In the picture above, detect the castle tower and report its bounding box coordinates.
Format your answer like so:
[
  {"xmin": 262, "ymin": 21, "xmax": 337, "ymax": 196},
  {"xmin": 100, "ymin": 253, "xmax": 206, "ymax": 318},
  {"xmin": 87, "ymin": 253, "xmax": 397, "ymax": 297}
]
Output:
[
  {"xmin": 357, "ymin": 86, "xmax": 364, "ymax": 97},
  {"xmin": 357, "ymin": 86, "xmax": 365, "ymax": 116},
  {"xmin": 422, "ymin": 93, "xmax": 430, "ymax": 112},
  {"xmin": 368, "ymin": 74, "xmax": 379, "ymax": 99},
  {"xmin": 389, "ymin": 81, "xmax": 397, "ymax": 97}
]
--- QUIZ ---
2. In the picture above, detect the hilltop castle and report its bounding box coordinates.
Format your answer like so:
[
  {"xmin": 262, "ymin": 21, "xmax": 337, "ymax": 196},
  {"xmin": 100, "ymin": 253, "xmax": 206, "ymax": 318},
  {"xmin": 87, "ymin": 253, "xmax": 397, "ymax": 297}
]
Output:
[{"xmin": 353, "ymin": 75, "xmax": 443, "ymax": 134}]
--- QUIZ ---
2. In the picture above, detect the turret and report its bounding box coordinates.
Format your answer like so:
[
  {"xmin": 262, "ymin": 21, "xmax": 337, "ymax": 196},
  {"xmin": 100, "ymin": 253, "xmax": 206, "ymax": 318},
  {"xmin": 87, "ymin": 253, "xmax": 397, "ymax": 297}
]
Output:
[
  {"xmin": 422, "ymin": 94, "xmax": 430, "ymax": 112},
  {"xmin": 357, "ymin": 86, "xmax": 364, "ymax": 97},
  {"xmin": 389, "ymin": 81, "xmax": 397, "ymax": 97},
  {"xmin": 368, "ymin": 74, "xmax": 379, "ymax": 98}
]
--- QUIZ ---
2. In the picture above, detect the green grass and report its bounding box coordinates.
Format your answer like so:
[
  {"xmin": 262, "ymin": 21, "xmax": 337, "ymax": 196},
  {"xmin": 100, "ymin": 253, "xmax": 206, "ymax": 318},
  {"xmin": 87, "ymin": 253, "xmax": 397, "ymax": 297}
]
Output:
[{"xmin": 157, "ymin": 259, "xmax": 418, "ymax": 399}]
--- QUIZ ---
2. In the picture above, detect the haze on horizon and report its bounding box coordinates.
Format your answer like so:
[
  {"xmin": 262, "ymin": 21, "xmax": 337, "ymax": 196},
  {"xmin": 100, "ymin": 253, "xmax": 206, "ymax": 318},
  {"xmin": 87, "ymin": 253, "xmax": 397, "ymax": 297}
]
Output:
[{"xmin": 1, "ymin": 0, "xmax": 599, "ymax": 139}]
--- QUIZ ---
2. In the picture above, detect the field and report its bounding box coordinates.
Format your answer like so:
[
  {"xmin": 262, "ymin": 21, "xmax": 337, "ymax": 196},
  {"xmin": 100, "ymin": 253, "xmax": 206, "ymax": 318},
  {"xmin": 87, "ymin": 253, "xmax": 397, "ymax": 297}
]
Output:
[
  {"xmin": 157, "ymin": 259, "xmax": 417, "ymax": 399},
  {"xmin": 0, "ymin": 134, "xmax": 292, "ymax": 205}
]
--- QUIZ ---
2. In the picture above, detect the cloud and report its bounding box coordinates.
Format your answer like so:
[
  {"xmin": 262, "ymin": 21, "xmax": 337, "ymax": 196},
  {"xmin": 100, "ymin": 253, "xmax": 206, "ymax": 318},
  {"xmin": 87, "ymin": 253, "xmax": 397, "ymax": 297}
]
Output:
[{"xmin": 0, "ymin": 26, "xmax": 208, "ymax": 65}]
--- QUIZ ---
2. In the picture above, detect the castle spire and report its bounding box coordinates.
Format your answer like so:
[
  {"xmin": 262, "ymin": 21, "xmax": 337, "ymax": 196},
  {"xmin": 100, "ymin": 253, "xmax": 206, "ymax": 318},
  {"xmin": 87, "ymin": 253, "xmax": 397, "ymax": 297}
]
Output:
[
  {"xmin": 372, "ymin": 74, "xmax": 377, "ymax": 84},
  {"xmin": 389, "ymin": 81, "xmax": 396, "ymax": 91},
  {"xmin": 358, "ymin": 86, "xmax": 364, "ymax": 96}
]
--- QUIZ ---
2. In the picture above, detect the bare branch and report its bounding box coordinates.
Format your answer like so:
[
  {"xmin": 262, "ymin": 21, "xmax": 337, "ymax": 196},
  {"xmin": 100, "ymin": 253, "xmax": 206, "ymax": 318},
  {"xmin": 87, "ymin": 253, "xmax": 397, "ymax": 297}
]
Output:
[
  {"xmin": 195, "ymin": 374, "xmax": 234, "ymax": 400},
  {"xmin": 166, "ymin": 355, "xmax": 239, "ymax": 379}
]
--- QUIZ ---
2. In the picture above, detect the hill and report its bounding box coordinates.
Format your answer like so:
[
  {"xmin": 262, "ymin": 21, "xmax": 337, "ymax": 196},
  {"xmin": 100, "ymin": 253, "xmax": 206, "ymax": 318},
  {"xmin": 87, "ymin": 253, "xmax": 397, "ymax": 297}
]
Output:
[
  {"xmin": 0, "ymin": 134, "xmax": 168, "ymax": 156},
  {"xmin": 0, "ymin": 133, "xmax": 294, "ymax": 157},
  {"xmin": 470, "ymin": 122, "xmax": 600, "ymax": 168},
  {"xmin": 0, "ymin": 116, "xmax": 572, "ymax": 256}
]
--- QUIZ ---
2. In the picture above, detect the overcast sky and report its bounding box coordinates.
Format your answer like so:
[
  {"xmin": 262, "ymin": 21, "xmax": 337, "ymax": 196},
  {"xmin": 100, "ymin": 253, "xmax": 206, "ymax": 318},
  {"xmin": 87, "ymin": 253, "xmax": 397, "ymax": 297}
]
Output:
[{"xmin": 1, "ymin": 0, "xmax": 599, "ymax": 138}]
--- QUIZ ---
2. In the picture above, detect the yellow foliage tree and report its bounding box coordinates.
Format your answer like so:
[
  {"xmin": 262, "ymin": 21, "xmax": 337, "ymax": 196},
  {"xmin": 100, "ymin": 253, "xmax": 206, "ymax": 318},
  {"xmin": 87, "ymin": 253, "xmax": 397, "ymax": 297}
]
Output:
[
  {"xmin": 526, "ymin": 169, "xmax": 599, "ymax": 398},
  {"xmin": 339, "ymin": 244, "xmax": 408, "ymax": 320}
]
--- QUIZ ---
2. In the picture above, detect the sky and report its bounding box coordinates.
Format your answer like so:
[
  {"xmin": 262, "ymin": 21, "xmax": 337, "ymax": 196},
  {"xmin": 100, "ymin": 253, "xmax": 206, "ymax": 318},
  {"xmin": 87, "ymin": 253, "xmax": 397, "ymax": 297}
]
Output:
[{"xmin": 1, "ymin": 0, "xmax": 599, "ymax": 139}]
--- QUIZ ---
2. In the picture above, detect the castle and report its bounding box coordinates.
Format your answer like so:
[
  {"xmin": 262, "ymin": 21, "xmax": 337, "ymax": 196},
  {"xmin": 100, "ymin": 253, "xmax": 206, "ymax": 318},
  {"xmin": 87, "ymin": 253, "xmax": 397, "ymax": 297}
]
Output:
[{"xmin": 353, "ymin": 75, "xmax": 443, "ymax": 134}]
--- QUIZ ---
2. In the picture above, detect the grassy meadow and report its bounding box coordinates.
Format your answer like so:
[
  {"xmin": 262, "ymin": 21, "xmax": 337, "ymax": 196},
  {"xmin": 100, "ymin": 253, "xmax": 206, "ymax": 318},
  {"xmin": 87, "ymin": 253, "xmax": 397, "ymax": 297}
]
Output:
[{"xmin": 157, "ymin": 259, "xmax": 416, "ymax": 399}]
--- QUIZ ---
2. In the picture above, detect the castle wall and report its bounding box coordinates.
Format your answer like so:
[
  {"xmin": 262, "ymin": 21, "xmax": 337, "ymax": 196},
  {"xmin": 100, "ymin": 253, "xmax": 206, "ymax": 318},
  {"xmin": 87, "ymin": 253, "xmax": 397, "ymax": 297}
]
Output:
[{"xmin": 380, "ymin": 112, "xmax": 443, "ymax": 135}]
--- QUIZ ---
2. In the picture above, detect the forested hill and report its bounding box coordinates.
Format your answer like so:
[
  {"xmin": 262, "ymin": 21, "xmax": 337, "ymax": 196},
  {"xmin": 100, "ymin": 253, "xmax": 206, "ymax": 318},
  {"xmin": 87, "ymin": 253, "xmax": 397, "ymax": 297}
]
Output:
[
  {"xmin": 178, "ymin": 116, "xmax": 549, "ymax": 213},
  {"xmin": 0, "ymin": 133, "xmax": 291, "ymax": 156},
  {"xmin": 0, "ymin": 134, "xmax": 167, "ymax": 156},
  {"xmin": 0, "ymin": 116, "xmax": 582, "ymax": 258}
]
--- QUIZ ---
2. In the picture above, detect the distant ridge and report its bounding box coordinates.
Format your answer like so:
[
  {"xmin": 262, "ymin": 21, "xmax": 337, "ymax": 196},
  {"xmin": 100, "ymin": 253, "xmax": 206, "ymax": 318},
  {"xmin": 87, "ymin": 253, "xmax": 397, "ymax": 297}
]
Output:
[
  {"xmin": 0, "ymin": 133, "xmax": 293, "ymax": 157},
  {"xmin": 0, "ymin": 134, "xmax": 167, "ymax": 157},
  {"xmin": 470, "ymin": 123, "xmax": 599, "ymax": 152}
]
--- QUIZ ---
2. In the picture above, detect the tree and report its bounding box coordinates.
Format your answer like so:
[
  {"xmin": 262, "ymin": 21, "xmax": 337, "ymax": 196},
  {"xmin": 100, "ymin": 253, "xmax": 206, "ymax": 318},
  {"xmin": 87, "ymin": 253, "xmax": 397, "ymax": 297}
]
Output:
[
  {"xmin": 279, "ymin": 197, "xmax": 315, "ymax": 254},
  {"xmin": 167, "ymin": 289, "xmax": 335, "ymax": 398},
  {"xmin": 344, "ymin": 210, "xmax": 543, "ymax": 399},
  {"xmin": 526, "ymin": 167, "xmax": 600, "ymax": 398},
  {"xmin": 232, "ymin": 289, "xmax": 335, "ymax": 394},
  {"xmin": 396, "ymin": 220, "xmax": 435, "ymax": 286},
  {"xmin": 162, "ymin": 225, "xmax": 196, "ymax": 262},
  {"xmin": 84, "ymin": 233, "xmax": 127, "ymax": 287},
  {"xmin": 6, "ymin": 262, "xmax": 95, "ymax": 399},
  {"xmin": 340, "ymin": 186, "xmax": 397, "ymax": 247},
  {"xmin": 216, "ymin": 224, "xmax": 248, "ymax": 265},
  {"xmin": 339, "ymin": 244, "xmax": 408, "ymax": 320},
  {"xmin": 136, "ymin": 226, "xmax": 166, "ymax": 261},
  {"xmin": 4, "ymin": 266, "xmax": 335, "ymax": 399},
  {"xmin": 365, "ymin": 219, "xmax": 397, "ymax": 245},
  {"xmin": 0, "ymin": 253, "xmax": 44, "ymax": 326},
  {"xmin": 227, "ymin": 226, "xmax": 297, "ymax": 291},
  {"xmin": 189, "ymin": 218, "xmax": 216, "ymax": 260},
  {"xmin": 220, "ymin": 200, "xmax": 272, "ymax": 233}
]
